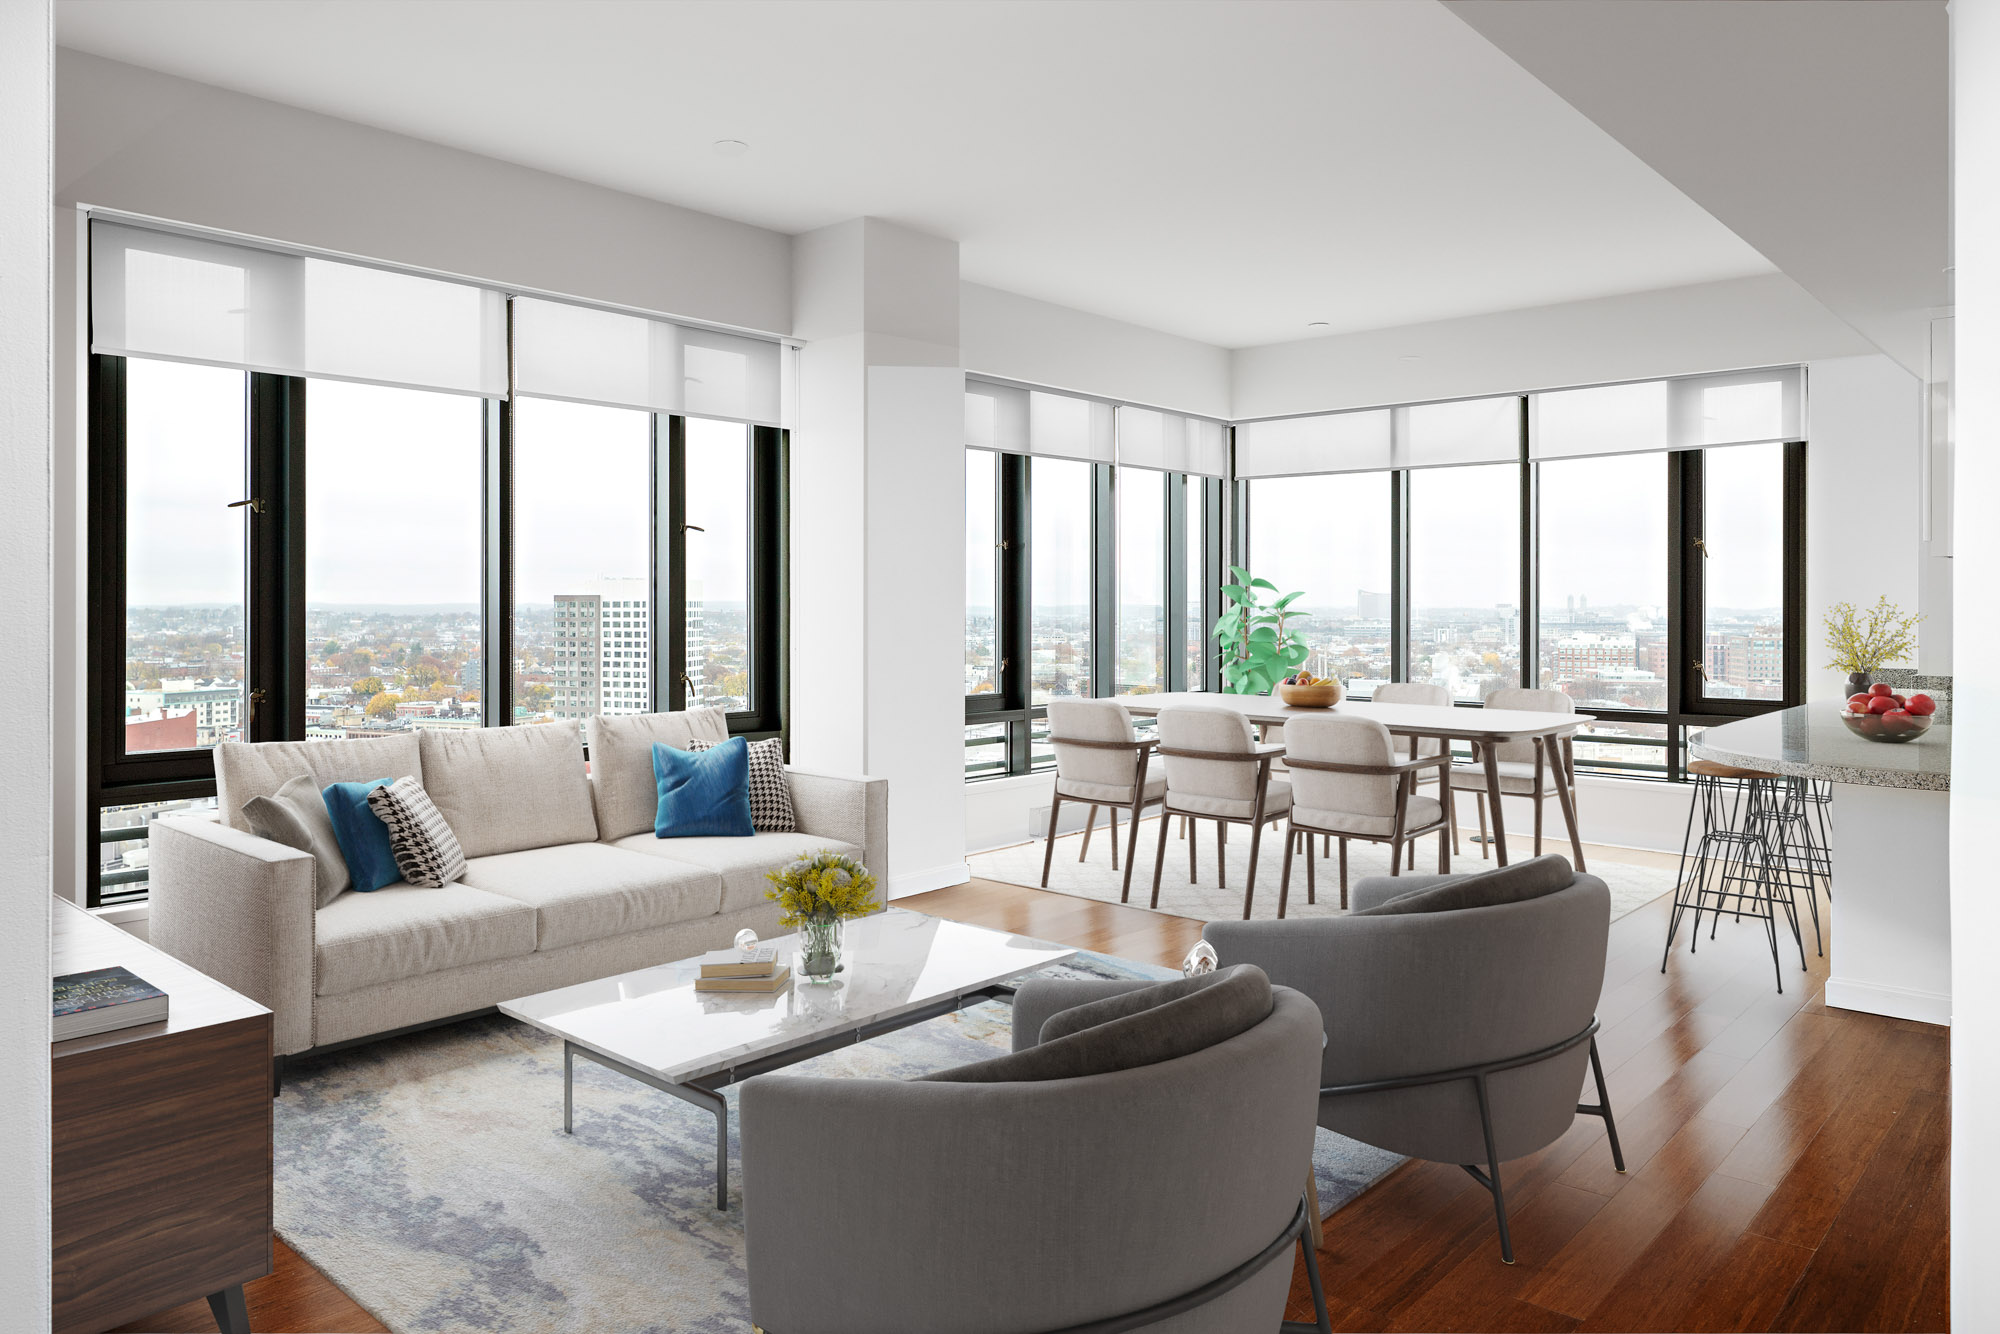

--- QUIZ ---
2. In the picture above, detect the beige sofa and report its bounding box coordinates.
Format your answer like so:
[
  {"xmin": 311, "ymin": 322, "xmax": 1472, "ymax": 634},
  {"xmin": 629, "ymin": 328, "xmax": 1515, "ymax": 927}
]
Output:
[{"xmin": 147, "ymin": 709, "xmax": 885, "ymax": 1060}]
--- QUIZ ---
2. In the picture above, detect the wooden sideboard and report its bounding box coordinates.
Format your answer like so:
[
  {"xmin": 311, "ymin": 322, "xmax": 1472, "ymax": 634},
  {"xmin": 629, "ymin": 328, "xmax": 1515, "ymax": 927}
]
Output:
[{"xmin": 51, "ymin": 898, "xmax": 273, "ymax": 1334}]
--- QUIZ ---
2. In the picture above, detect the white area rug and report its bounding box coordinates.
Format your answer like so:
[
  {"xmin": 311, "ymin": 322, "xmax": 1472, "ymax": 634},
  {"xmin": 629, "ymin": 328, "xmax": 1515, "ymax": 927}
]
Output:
[{"xmin": 971, "ymin": 814, "xmax": 1677, "ymax": 923}]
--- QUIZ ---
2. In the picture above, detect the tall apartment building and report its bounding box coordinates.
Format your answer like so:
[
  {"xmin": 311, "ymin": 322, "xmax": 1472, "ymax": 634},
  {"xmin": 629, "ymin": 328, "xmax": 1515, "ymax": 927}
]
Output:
[{"xmin": 551, "ymin": 578, "xmax": 651, "ymax": 721}]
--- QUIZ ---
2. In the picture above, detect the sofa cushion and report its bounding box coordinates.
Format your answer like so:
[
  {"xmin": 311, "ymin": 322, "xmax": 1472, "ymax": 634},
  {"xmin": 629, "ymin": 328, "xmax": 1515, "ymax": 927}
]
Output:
[
  {"xmin": 322, "ymin": 779, "xmax": 401, "ymax": 894},
  {"xmin": 242, "ymin": 774, "xmax": 351, "ymax": 908},
  {"xmin": 458, "ymin": 843, "xmax": 724, "ymax": 951},
  {"xmin": 690, "ymin": 735, "xmax": 797, "ymax": 832},
  {"xmin": 314, "ymin": 882, "xmax": 538, "ymax": 996},
  {"xmin": 418, "ymin": 724, "xmax": 598, "ymax": 859},
  {"xmin": 215, "ymin": 734, "xmax": 421, "ymax": 833},
  {"xmin": 919, "ymin": 965, "xmax": 1274, "ymax": 1084},
  {"xmin": 605, "ymin": 829, "xmax": 862, "ymax": 914},
  {"xmin": 1354, "ymin": 853, "xmax": 1575, "ymax": 916},
  {"xmin": 587, "ymin": 708, "xmax": 730, "ymax": 841}
]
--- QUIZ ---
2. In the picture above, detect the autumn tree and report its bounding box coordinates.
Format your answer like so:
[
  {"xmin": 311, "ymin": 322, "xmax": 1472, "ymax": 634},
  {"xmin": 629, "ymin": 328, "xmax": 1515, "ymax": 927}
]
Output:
[
  {"xmin": 351, "ymin": 676, "xmax": 384, "ymax": 701},
  {"xmin": 408, "ymin": 664, "xmax": 441, "ymax": 689},
  {"xmin": 365, "ymin": 692, "xmax": 401, "ymax": 719}
]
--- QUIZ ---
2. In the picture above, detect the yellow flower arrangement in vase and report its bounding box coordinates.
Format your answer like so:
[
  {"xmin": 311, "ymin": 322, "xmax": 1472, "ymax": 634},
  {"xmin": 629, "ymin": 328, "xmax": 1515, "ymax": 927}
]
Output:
[{"xmin": 765, "ymin": 851, "xmax": 879, "ymax": 982}]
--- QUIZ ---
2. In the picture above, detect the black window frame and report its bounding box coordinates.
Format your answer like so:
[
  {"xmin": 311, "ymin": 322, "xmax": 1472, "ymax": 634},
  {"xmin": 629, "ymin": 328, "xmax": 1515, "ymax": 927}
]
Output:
[
  {"xmin": 965, "ymin": 452, "xmax": 1222, "ymax": 780},
  {"xmin": 1238, "ymin": 394, "xmax": 1806, "ymax": 785},
  {"xmin": 87, "ymin": 351, "xmax": 788, "ymax": 906}
]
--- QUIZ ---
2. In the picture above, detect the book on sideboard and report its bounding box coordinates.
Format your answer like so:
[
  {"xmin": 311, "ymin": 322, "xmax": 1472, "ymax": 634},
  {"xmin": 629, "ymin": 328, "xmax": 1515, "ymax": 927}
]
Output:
[{"xmin": 54, "ymin": 964, "xmax": 168, "ymax": 1042}]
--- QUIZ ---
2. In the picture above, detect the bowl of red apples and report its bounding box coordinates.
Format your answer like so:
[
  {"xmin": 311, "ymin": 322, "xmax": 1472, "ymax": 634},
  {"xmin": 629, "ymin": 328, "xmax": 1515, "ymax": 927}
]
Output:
[{"xmin": 1841, "ymin": 683, "xmax": 1936, "ymax": 743}]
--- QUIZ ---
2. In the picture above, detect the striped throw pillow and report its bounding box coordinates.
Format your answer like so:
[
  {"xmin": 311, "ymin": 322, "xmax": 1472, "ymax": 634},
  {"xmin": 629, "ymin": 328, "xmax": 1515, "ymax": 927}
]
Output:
[
  {"xmin": 366, "ymin": 776, "xmax": 467, "ymax": 888},
  {"xmin": 688, "ymin": 735, "xmax": 796, "ymax": 832}
]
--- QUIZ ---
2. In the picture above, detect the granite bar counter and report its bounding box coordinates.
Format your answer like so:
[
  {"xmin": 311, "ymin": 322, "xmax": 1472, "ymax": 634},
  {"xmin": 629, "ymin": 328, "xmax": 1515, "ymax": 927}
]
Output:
[{"xmin": 1689, "ymin": 705, "xmax": 1950, "ymax": 1026}]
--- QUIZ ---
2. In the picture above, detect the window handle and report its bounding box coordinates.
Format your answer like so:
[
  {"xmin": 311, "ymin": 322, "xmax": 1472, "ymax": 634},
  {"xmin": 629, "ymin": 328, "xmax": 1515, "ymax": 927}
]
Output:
[
  {"xmin": 1694, "ymin": 537, "xmax": 1709, "ymax": 557},
  {"xmin": 228, "ymin": 498, "xmax": 266, "ymax": 515},
  {"xmin": 247, "ymin": 688, "xmax": 266, "ymax": 724},
  {"xmin": 1691, "ymin": 660, "xmax": 1710, "ymax": 680},
  {"xmin": 681, "ymin": 523, "xmax": 705, "ymax": 533}
]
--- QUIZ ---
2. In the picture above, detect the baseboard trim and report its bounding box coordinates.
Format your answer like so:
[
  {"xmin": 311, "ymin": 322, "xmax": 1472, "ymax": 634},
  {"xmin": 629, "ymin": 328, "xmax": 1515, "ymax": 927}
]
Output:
[
  {"xmin": 1824, "ymin": 977, "xmax": 1951, "ymax": 1027},
  {"xmin": 888, "ymin": 862, "xmax": 972, "ymax": 899}
]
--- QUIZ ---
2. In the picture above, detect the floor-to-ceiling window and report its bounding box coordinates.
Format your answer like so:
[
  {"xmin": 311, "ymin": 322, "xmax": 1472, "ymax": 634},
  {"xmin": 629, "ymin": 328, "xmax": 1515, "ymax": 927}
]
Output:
[
  {"xmin": 86, "ymin": 223, "xmax": 788, "ymax": 906},
  {"xmin": 1407, "ymin": 463, "xmax": 1522, "ymax": 701},
  {"xmin": 1117, "ymin": 466, "xmax": 1166, "ymax": 694},
  {"xmin": 1245, "ymin": 472, "xmax": 1392, "ymax": 696}
]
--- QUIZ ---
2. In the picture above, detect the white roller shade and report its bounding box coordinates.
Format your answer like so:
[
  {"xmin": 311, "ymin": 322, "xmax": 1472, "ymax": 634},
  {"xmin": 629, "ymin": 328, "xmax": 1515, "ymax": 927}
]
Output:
[
  {"xmin": 90, "ymin": 220, "xmax": 507, "ymax": 397},
  {"xmin": 513, "ymin": 296, "xmax": 781, "ymax": 426},
  {"xmin": 1235, "ymin": 409, "xmax": 1392, "ymax": 478},
  {"xmin": 1394, "ymin": 396, "xmax": 1520, "ymax": 468},
  {"xmin": 965, "ymin": 380, "xmax": 1113, "ymax": 462},
  {"xmin": 1531, "ymin": 366, "xmax": 1802, "ymax": 460},
  {"xmin": 1116, "ymin": 406, "xmax": 1228, "ymax": 476}
]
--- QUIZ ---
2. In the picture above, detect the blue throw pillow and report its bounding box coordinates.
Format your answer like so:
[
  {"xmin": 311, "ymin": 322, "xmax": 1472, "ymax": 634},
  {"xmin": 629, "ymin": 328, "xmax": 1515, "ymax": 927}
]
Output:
[
  {"xmin": 321, "ymin": 779, "xmax": 402, "ymax": 892},
  {"xmin": 653, "ymin": 738, "xmax": 754, "ymax": 838}
]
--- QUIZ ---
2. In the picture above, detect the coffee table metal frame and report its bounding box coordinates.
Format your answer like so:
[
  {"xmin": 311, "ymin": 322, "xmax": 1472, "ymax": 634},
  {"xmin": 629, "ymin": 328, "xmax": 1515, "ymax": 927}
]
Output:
[{"xmin": 560, "ymin": 980, "xmax": 1019, "ymax": 1210}]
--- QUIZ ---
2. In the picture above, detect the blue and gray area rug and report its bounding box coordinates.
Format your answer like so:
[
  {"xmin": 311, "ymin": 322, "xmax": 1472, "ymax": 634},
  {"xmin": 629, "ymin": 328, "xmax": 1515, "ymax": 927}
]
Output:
[{"xmin": 275, "ymin": 951, "xmax": 1402, "ymax": 1333}]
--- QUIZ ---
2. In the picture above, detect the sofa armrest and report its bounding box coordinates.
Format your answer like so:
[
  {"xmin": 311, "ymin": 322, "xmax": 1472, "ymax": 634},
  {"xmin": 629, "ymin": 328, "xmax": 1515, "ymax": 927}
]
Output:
[
  {"xmin": 148, "ymin": 816, "xmax": 317, "ymax": 1056},
  {"xmin": 784, "ymin": 768, "xmax": 888, "ymax": 888}
]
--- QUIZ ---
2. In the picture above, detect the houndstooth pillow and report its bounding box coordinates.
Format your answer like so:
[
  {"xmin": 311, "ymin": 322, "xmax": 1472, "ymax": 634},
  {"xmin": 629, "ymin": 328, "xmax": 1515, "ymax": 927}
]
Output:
[
  {"xmin": 366, "ymin": 775, "xmax": 467, "ymax": 887},
  {"xmin": 688, "ymin": 735, "xmax": 796, "ymax": 832}
]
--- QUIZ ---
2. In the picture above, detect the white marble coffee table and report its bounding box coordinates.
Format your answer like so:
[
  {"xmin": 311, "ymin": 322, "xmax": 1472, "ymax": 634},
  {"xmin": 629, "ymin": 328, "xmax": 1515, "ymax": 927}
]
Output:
[{"xmin": 499, "ymin": 908, "xmax": 1077, "ymax": 1208}]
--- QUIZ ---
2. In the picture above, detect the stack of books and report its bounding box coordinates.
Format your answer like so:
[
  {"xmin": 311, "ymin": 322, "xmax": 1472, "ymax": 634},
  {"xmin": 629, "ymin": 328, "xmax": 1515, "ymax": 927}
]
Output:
[
  {"xmin": 694, "ymin": 946, "xmax": 789, "ymax": 994},
  {"xmin": 53, "ymin": 965, "xmax": 169, "ymax": 1041}
]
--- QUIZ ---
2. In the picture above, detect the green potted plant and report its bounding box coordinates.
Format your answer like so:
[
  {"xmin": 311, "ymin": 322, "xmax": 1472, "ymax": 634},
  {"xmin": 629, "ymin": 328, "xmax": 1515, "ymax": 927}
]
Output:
[
  {"xmin": 765, "ymin": 851, "xmax": 879, "ymax": 982},
  {"xmin": 1212, "ymin": 565, "xmax": 1314, "ymax": 696},
  {"xmin": 1823, "ymin": 596, "xmax": 1923, "ymax": 696}
]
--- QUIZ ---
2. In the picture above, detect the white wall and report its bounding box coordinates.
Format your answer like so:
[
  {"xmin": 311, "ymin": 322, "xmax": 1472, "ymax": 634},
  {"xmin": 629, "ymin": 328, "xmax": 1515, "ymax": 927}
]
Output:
[
  {"xmin": 1, "ymin": 0, "xmax": 54, "ymax": 1316},
  {"xmin": 56, "ymin": 50, "xmax": 791, "ymax": 334},
  {"xmin": 1953, "ymin": 0, "xmax": 2000, "ymax": 1320},
  {"xmin": 1233, "ymin": 273, "xmax": 1871, "ymax": 419},
  {"xmin": 961, "ymin": 281, "xmax": 1232, "ymax": 420}
]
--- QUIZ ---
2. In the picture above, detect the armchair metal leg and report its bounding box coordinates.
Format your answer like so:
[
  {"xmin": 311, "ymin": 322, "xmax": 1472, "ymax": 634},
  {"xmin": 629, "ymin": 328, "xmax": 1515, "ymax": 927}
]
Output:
[
  {"xmin": 1041, "ymin": 793, "xmax": 1063, "ymax": 887},
  {"xmin": 1466, "ymin": 1073, "xmax": 1515, "ymax": 1264},
  {"xmin": 1579, "ymin": 1036, "xmax": 1627, "ymax": 1173},
  {"xmin": 1151, "ymin": 810, "xmax": 1172, "ymax": 909},
  {"xmin": 1286, "ymin": 1229, "xmax": 1334, "ymax": 1334}
]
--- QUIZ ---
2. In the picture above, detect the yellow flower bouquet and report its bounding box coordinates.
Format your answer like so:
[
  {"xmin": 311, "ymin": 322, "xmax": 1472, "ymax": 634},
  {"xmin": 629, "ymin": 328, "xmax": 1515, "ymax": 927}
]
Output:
[{"xmin": 766, "ymin": 851, "xmax": 879, "ymax": 981}]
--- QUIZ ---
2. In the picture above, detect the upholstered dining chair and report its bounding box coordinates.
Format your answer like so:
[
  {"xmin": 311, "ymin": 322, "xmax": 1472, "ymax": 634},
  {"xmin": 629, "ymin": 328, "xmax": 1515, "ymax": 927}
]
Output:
[
  {"xmin": 1448, "ymin": 687, "xmax": 1585, "ymax": 869},
  {"xmin": 1152, "ymin": 704, "xmax": 1292, "ymax": 919},
  {"xmin": 1042, "ymin": 698, "xmax": 1164, "ymax": 903},
  {"xmin": 1369, "ymin": 680, "xmax": 1455, "ymax": 868},
  {"xmin": 1205, "ymin": 856, "xmax": 1625, "ymax": 1265},
  {"xmin": 1279, "ymin": 714, "xmax": 1452, "ymax": 913}
]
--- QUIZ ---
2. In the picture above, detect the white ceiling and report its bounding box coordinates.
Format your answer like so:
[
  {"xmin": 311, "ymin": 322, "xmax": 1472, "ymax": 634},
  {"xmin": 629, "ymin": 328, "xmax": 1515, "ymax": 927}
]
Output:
[{"xmin": 54, "ymin": 0, "xmax": 1776, "ymax": 349}]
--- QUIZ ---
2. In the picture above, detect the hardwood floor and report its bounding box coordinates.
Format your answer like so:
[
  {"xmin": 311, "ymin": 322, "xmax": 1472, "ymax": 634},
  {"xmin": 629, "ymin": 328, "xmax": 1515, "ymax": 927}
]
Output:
[{"xmin": 119, "ymin": 847, "xmax": 1948, "ymax": 1333}]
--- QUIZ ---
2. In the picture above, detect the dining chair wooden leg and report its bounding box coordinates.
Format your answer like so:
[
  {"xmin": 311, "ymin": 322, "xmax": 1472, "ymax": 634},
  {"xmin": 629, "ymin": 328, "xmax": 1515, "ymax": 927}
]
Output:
[
  {"xmin": 1338, "ymin": 838, "xmax": 1349, "ymax": 909},
  {"xmin": 1305, "ymin": 835, "xmax": 1317, "ymax": 905},
  {"xmin": 1277, "ymin": 823, "xmax": 1295, "ymax": 919},
  {"xmin": 1533, "ymin": 790, "xmax": 1545, "ymax": 856},
  {"xmin": 1078, "ymin": 805, "xmax": 1098, "ymax": 863},
  {"xmin": 1476, "ymin": 793, "xmax": 1491, "ymax": 861},
  {"xmin": 1533, "ymin": 740, "xmax": 1547, "ymax": 857},
  {"xmin": 1109, "ymin": 807, "xmax": 1120, "ymax": 871},
  {"xmin": 1447, "ymin": 783, "xmax": 1460, "ymax": 855},
  {"xmin": 1407, "ymin": 837, "xmax": 1417, "ymax": 870},
  {"xmin": 1323, "ymin": 834, "xmax": 1332, "ymax": 857},
  {"xmin": 1438, "ymin": 823, "xmax": 1451, "ymax": 873},
  {"xmin": 1041, "ymin": 793, "xmax": 1063, "ymax": 887},
  {"xmin": 1555, "ymin": 739, "xmax": 1588, "ymax": 872},
  {"xmin": 1189, "ymin": 817, "xmax": 1198, "ymax": 884},
  {"xmin": 1389, "ymin": 837, "xmax": 1404, "ymax": 877},
  {"xmin": 1120, "ymin": 802, "xmax": 1144, "ymax": 904},
  {"xmin": 1218, "ymin": 821, "xmax": 1228, "ymax": 890},
  {"xmin": 1180, "ymin": 816, "xmax": 1188, "ymax": 839},
  {"xmin": 1481, "ymin": 742, "xmax": 1512, "ymax": 866},
  {"xmin": 1243, "ymin": 818, "xmax": 1264, "ymax": 920},
  {"xmin": 1151, "ymin": 809, "xmax": 1172, "ymax": 909}
]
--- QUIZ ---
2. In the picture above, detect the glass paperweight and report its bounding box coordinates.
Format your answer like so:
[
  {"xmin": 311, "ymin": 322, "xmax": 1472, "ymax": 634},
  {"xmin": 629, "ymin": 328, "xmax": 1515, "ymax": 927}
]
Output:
[
  {"xmin": 733, "ymin": 928, "xmax": 760, "ymax": 955},
  {"xmin": 1182, "ymin": 940, "xmax": 1219, "ymax": 978}
]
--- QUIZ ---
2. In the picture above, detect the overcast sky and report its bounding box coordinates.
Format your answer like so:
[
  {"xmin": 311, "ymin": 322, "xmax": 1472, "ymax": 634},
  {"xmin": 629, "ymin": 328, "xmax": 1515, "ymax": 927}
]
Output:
[{"xmin": 125, "ymin": 360, "xmax": 749, "ymax": 610}]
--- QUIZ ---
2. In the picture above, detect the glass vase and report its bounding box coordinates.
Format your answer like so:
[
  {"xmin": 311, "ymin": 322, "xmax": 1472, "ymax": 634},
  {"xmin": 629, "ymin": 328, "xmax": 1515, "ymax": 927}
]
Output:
[{"xmin": 797, "ymin": 916, "xmax": 844, "ymax": 983}]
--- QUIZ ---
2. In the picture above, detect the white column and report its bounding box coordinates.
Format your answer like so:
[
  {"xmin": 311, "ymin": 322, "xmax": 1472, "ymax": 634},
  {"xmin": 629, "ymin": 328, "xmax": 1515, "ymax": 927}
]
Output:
[
  {"xmin": 790, "ymin": 219, "xmax": 968, "ymax": 895},
  {"xmin": 1954, "ymin": 0, "xmax": 2000, "ymax": 1320},
  {"xmin": 0, "ymin": 0, "xmax": 54, "ymax": 1313}
]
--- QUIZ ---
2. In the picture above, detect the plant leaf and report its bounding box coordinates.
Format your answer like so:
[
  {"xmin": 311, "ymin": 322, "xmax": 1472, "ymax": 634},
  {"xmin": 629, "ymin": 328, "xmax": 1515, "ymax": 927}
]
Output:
[
  {"xmin": 1280, "ymin": 643, "xmax": 1310, "ymax": 667},
  {"xmin": 1249, "ymin": 577, "xmax": 1278, "ymax": 591},
  {"xmin": 1273, "ymin": 591, "xmax": 1303, "ymax": 609}
]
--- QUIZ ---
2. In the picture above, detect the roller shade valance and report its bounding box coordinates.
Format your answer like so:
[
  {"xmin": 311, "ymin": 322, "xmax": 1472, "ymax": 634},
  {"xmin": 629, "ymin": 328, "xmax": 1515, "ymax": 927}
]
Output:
[
  {"xmin": 965, "ymin": 380, "xmax": 1114, "ymax": 463},
  {"xmin": 1115, "ymin": 406, "xmax": 1228, "ymax": 476},
  {"xmin": 1530, "ymin": 366, "xmax": 1803, "ymax": 460},
  {"xmin": 513, "ymin": 297, "xmax": 782, "ymax": 426},
  {"xmin": 1237, "ymin": 397, "xmax": 1519, "ymax": 478},
  {"xmin": 90, "ymin": 220, "xmax": 508, "ymax": 398}
]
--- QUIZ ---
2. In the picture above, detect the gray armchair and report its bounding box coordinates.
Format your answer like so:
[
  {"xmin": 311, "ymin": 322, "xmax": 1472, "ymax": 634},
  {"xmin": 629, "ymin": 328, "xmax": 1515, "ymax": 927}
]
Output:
[
  {"xmin": 1204, "ymin": 858, "xmax": 1625, "ymax": 1264},
  {"xmin": 740, "ymin": 969, "xmax": 1334, "ymax": 1334}
]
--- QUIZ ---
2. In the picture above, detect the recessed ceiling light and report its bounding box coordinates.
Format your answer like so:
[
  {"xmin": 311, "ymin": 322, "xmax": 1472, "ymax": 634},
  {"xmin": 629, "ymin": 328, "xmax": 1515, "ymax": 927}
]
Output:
[
  {"xmin": 713, "ymin": 139, "xmax": 749, "ymax": 157},
  {"xmin": 1307, "ymin": 321, "xmax": 1330, "ymax": 329},
  {"xmin": 1400, "ymin": 355, "xmax": 1423, "ymax": 361}
]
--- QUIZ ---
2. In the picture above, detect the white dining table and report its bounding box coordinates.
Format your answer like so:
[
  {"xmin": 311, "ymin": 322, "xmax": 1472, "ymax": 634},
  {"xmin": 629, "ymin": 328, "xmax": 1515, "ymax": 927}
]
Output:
[{"xmin": 1116, "ymin": 692, "xmax": 1593, "ymax": 869}]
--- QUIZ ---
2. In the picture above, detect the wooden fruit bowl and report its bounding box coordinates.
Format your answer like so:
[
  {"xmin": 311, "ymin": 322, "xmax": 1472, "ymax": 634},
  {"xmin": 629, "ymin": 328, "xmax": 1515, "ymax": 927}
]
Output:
[{"xmin": 1277, "ymin": 681, "xmax": 1344, "ymax": 709}]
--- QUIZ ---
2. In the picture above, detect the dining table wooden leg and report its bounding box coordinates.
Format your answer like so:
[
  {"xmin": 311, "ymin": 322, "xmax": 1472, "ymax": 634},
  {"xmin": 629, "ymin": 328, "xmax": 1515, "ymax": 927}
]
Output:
[
  {"xmin": 1338, "ymin": 838, "xmax": 1349, "ymax": 909},
  {"xmin": 1533, "ymin": 739, "xmax": 1547, "ymax": 857},
  {"xmin": 1109, "ymin": 807, "xmax": 1120, "ymax": 871},
  {"xmin": 1482, "ymin": 741, "xmax": 1511, "ymax": 866},
  {"xmin": 1305, "ymin": 835, "xmax": 1317, "ymax": 905},
  {"xmin": 1151, "ymin": 809, "xmax": 1172, "ymax": 909},
  {"xmin": 1218, "ymin": 821, "xmax": 1227, "ymax": 889},
  {"xmin": 1475, "ymin": 792, "xmax": 1490, "ymax": 860},
  {"xmin": 1188, "ymin": 817, "xmax": 1198, "ymax": 884},
  {"xmin": 1554, "ymin": 737, "xmax": 1588, "ymax": 871},
  {"xmin": 1243, "ymin": 819, "xmax": 1263, "ymax": 920},
  {"xmin": 1277, "ymin": 823, "xmax": 1295, "ymax": 919}
]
